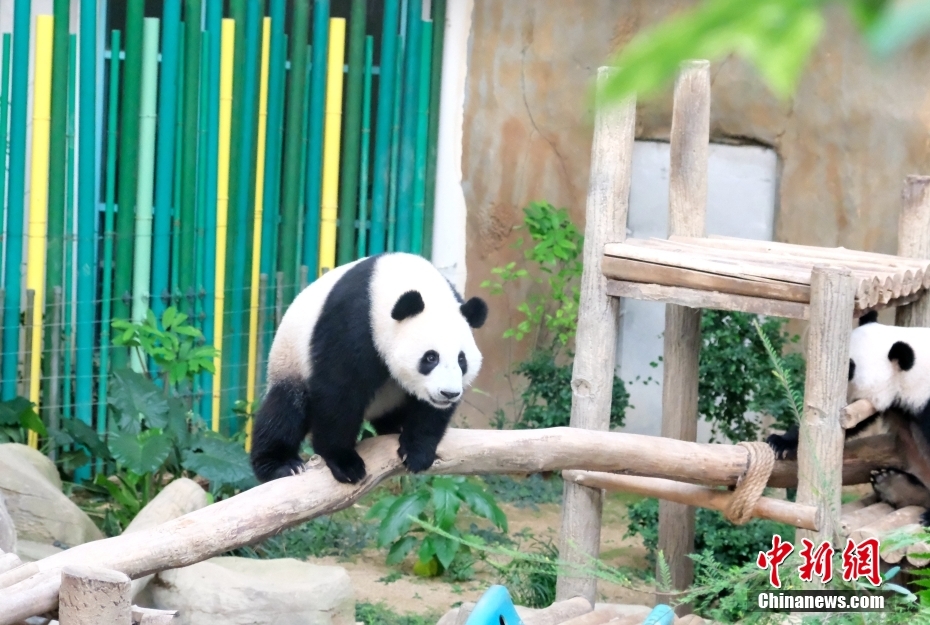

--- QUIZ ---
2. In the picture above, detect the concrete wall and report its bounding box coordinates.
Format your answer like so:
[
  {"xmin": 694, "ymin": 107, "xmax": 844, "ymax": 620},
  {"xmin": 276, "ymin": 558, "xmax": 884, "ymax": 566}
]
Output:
[{"xmin": 457, "ymin": 0, "xmax": 930, "ymax": 430}]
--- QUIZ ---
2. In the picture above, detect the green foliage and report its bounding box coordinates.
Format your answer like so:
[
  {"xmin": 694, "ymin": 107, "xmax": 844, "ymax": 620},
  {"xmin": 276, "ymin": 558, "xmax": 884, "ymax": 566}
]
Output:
[
  {"xmin": 624, "ymin": 497, "xmax": 796, "ymax": 576},
  {"xmin": 481, "ymin": 473, "xmax": 564, "ymax": 510},
  {"xmin": 0, "ymin": 396, "xmax": 47, "ymax": 444},
  {"xmin": 369, "ymin": 476, "xmax": 508, "ymax": 579},
  {"xmin": 698, "ymin": 310, "xmax": 805, "ymax": 444},
  {"xmin": 232, "ymin": 512, "xmax": 377, "ymax": 560},
  {"xmin": 498, "ymin": 535, "xmax": 560, "ymax": 609},
  {"xmin": 355, "ymin": 602, "xmax": 440, "ymax": 625}
]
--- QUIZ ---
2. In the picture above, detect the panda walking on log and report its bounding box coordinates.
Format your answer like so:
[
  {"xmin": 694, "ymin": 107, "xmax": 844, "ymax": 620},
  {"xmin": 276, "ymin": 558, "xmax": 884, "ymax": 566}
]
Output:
[
  {"xmin": 250, "ymin": 253, "xmax": 488, "ymax": 484},
  {"xmin": 767, "ymin": 310, "xmax": 930, "ymax": 524}
]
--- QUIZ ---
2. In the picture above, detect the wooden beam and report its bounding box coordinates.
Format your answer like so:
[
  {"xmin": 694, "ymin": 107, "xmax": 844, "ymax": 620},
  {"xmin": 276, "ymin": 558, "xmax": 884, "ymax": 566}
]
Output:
[
  {"xmin": 795, "ymin": 266, "xmax": 856, "ymax": 549},
  {"xmin": 896, "ymin": 175, "xmax": 930, "ymax": 327},
  {"xmin": 658, "ymin": 58, "xmax": 710, "ymax": 609},
  {"xmin": 563, "ymin": 471, "xmax": 818, "ymax": 530},
  {"xmin": 555, "ymin": 66, "xmax": 635, "ymax": 604},
  {"xmin": 59, "ymin": 565, "xmax": 131, "ymax": 625},
  {"xmin": 606, "ymin": 279, "xmax": 809, "ymax": 319}
]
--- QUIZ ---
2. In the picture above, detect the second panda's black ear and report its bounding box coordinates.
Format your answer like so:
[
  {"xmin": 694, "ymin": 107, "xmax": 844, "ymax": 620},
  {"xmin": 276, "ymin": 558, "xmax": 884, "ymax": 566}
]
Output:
[
  {"xmin": 859, "ymin": 310, "xmax": 879, "ymax": 326},
  {"xmin": 461, "ymin": 297, "xmax": 488, "ymax": 329},
  {"xmin": 392, "ymin": 290, "xmax": 425, "ymax": 321},
  {"xmin": 889, "ymin": 341, "xmax": 915, "ymax": 371}
]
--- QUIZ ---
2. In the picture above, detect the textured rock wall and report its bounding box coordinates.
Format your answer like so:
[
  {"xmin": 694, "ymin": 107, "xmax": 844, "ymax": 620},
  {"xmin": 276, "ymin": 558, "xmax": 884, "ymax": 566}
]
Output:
[{"xmin": 459, "ymin": 0, "xmax": 930, "ymax": 427}]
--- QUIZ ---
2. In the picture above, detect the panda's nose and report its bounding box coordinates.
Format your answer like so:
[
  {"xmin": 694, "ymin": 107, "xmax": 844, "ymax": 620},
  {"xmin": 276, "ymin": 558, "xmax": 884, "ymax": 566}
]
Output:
[{"xmin": 441, "ymin": 390, "xmax": 461, "ymax": 400}]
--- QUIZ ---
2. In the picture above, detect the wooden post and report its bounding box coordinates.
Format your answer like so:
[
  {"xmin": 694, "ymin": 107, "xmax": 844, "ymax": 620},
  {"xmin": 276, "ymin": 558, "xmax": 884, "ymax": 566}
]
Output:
[
  {"xmin": 59, "ymin": 564, "xmax": 131, "ymax": 625},
  {"xmin": 657, "ymin": 59, "xmax": 710, "ymax": 607},
  {"xmin": 895, "ymin": 175, "xmax": 930, "ymax": 328},
  {"xmin": 795, "ymin": 266, "xmax": 855, "ymax": 547},
  {"xmin": 554, "ymin": 66, "xmax": 635, "ymax": 603}
]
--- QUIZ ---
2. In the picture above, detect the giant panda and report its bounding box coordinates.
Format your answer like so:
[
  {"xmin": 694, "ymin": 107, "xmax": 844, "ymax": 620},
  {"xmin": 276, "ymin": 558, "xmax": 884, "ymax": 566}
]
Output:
[{"xmin": 249, "ymin": 253, "xmax": 488, "ymax": 485}]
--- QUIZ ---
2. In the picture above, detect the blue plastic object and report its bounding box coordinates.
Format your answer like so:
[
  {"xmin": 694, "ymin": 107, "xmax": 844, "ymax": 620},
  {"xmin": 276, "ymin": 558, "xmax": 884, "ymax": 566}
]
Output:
[
  {"xmin": 466, "ymin": 585, "xmax": 524, "ymax": 625},
  {"xmin": 643, "ymin": 604, "xmax": 675, "ymax": 625}
]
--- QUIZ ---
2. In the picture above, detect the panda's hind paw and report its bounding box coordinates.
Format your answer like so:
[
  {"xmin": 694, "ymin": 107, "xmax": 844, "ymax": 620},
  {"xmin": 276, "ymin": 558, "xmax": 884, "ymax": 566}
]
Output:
[{"xmin": 323, "ymin": 449, "xmax": 367, "ymax": 484}]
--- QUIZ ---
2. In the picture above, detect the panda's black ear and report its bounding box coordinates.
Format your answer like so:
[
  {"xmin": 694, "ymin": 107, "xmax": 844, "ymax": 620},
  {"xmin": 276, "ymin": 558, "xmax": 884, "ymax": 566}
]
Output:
[
  {"xmin": 889, "ymin": 341, "xmax": 915, "ymax": 371},
  {"xmin": 859, "ymin": 310, "xmax": 879, "ymax": 326},
  {"xmin": 392, "ymin": 290, "xmax": 425, "ymax": 321},
  {"xmin": 849, "ymin": 359, "xmax": 855, "ymax": 381},
  {"xmin": 460, "ymin": 297, "xmax": 488, "ymax": 329}
]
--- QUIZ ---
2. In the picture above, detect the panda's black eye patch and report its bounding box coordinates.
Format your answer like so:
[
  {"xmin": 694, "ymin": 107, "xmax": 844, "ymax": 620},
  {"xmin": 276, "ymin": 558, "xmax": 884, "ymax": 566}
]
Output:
[
  {"xmin": 889, "ymin": 341, "xmax": 915, "ymax": 371},
  {"xmin": 849, "ymin": 359, "xmax": 855, "ymax": 381},
  {"xmin": 419, "ymin": 350, "xmax": 440, "ymax": 375},
  {"xmin": 458, "ymin": 351, "xmax": 468, "ymax": 374}
]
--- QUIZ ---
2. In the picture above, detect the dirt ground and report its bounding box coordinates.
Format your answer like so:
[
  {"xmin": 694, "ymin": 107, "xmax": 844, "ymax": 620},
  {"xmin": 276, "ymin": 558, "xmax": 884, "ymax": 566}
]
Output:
[{"xmin": 316, "ymin": 494, "xmax": 654, "ymax": 619}]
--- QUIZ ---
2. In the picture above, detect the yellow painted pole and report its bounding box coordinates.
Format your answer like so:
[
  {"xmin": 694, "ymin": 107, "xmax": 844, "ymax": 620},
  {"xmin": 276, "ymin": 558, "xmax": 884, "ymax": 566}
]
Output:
[
  {"xmin": 245, "ymin": 17, "xmax": 271, "ymax": 451},
  {"xmin": 318, "ymin": 17, "xmax": 346, "ymax": 276},
  {"xmin": 27, "ymin": 16, "xmax": 54, "ymax": 449},
  {"xmin": 212, "ymin": 18, "xmax": 236, "ymax": 432}
]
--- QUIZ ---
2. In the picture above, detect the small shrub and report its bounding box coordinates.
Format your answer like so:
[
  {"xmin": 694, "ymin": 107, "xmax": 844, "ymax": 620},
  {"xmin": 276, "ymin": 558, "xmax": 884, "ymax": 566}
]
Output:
[
  {"xmin": 231, "ymin": 513, "xmax": 377, "ymax": 560},
  {"xmin": 355, "ymin": 602, "xmax": 439, "ymax": 625},
  {"xmin": 498, "ymin": 535, "xmax": 559, "ymax": 609},
  {"xmin": 481, "ymin": 473, "xmax": 563, "ymax": 510}
]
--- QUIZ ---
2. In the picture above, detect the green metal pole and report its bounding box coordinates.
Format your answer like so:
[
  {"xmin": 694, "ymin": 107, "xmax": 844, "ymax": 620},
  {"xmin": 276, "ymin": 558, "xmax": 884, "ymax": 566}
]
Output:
[
  {"xmin": 422, "ymin": 0, "xmax": 445, "ymax": 260},
  {"xmin": 337, "ymin": 0, "xmax": 367, "ymax": 266},
  {"xmin": 368, "ymin": 0, "xmax": 399, "ymax": 255},
  {"xmin": 98, "ymin": 29, "xmax": 121, "ymax": 474},
  {"xmin": 386, "ymin": 43, "xmax": 403, "ymax": 253},
  {"xmin": 152, "ymin": 0, "xmax": 182, "ymax": 318},
  {"xmin": 411, "ymin": 20, "xmax": 431, "ymax": 256},
  {"xmin": 171, "ymin": 31, "xmax": 186, "ymax": 308},
  {"xmin": 395, "ymin": 0, "xmax": 421, "ymax": 252},
  {"xmin": 2, "ymin": 0, "xmax": 32, "ymax": 400},
  {"xmin": 279, "ymin": 0, "xmax": 309, "ymax": 304},
  {"xmin": 295, "ymin": 42, "xmax": 310, "ymax": 276},
  {"xmin": 179, "ymin": 0, "xmax": 202, "ymax": 315},
  {"xmin": 131, "ymin": 19, "xmax": 160, "ymax": 371},
  {"xmin": 113, "ymin": 0, "xmax": 144, "ymax": 368},
  {"xmin": 43, "ymin": 0, "xmax": 70, "ymax": 415},
  {"xmin": 357, "ymin": 36, "xmax": 373, "ymax": 259},
  {"xmin": 63, "ymin": 34, "xmax": 77, "ymax": 432},
  {"xmin": 303, "ymin": 0, "xmax": 330, "ymax": 277},
  {"xmin": 0, "ymin": 35, "xmax": 10, "ymax": 278},
  {"xmin": 195, "ymin": 30, "xmax": 210, "ymax": 320},
  {"xmin": 261, "ymin": 0, "xmax": 286, "ymax": 283}
]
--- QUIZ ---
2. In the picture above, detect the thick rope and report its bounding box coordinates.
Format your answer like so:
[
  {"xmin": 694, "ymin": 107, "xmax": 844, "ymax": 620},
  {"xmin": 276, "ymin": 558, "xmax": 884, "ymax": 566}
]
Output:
[{"xmin": 725, "ymin": 441, "xmax": 776, "ymax": 525}]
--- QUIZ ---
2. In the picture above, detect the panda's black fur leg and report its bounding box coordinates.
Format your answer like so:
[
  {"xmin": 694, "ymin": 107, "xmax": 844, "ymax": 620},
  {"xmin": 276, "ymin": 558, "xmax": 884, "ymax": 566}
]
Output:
[
  {"xmin": 766, "ymin": 425, "xmax": 799, "ymax": 460},
  {"xmin": 250, "ymin": 379, "xmax": 312, "ymax": 483},
  {"xmin": 308, "ymin": 385, "xmax": 373, "ymax": 484},
  {"xmin": 370, "ymin": 410, "xmax": 406, "ymax": 435},
  {"xmin": 396, "ymin": 400, "xmax": 456, "ymax": 473}
]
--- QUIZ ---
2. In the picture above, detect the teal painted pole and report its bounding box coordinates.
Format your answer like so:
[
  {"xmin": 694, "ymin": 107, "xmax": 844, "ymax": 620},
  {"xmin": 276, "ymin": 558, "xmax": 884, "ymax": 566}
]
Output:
[
  {"xmin": 62, "ymin": 34, "xmax": 77, "ymax": 435},
  {"xmin": 395, "ymin": 1, "xmax": 421, "ymax": 253},
  {"xmin": 201, "ymin": 0, "xmax": 223, "ymax": 420},
  {"xmin": 98, "ymin": 29, "xmax": 121, "ymax": 474},
  {"xmin": 303, "ymin": 0, "xmax": 330, "ymax": 276},
  {"xmin": 151, "ymin": 0, "xmax": 182, "ymax": 318},
  {"xmin": 337, "ymin": 0, "xmax": 367, "ymax": 266},
  {"xmin": 262, "ymin": 0, "xmax": 287, "ymax": 283},
  {"xmin": 171, "ymin": 30, "xmax": 186, "ymax": 308},
  {"xmin": 386, "ymin": 43, "xmax": 403, "ymax": 252},
  {"xmin": 1, "ymin": 0, "xmax": 32, "ymax": 400},
  {"xmin": 75, "ymin": 0, "xmax": 98, "ymax": 481},
  {"xmin": 411, "ymin": 20, "xmax": 431, "ymax": 256},
  {"xmin": 196, "ymin": 31, "xmax": 210, "ymax": 323},
  {"xmin": 422, "ymin": 0, "xmax": 445, "ymax": 259},
  {"xmin": 279, "ymin": 0, "xmax": 309, "ymax": 304},
  {"xmin": 357, "ymin": 36, "xmax": 373, "ymax": 259},
  {"xmin": 179, "ymin": 0, "xmax": 202, "ymax": 314},
  {"xmin": 0, "ymin": 35, "xmax": 10, "ymax": 270},
  {"xmin": 368, "ymin": 0, "xmax": 399, "ymax": 255},
  {"xmin": 295, "ymin": 42, "xmax": 311, "ymax": 273}
]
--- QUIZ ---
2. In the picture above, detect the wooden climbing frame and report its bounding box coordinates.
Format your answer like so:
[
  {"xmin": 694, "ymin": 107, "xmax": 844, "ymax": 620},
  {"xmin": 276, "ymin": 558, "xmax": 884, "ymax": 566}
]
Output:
[{"xmin": 554, "ymin": 60, "xmax": 930, "ymax": 608}]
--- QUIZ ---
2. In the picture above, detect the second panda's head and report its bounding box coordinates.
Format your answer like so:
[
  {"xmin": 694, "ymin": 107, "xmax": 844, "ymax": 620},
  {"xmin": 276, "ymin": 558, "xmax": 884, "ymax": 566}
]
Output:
[
  {"xmin": 848, "ymin": 311, "xmax": 929, "ymax": 412},
  {"xmin": 371, "ymin": 254, "xmax": 488, "ymax": 410}
]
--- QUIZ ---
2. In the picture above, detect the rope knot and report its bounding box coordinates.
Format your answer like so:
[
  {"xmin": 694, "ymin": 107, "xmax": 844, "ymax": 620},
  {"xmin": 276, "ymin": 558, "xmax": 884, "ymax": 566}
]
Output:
[{"xmin": 725, "ymin": 441, "xmax": 776, "ymax": 525}]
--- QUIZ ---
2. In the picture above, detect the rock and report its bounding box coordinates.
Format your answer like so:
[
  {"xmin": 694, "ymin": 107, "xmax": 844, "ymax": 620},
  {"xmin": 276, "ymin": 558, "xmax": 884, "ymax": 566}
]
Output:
[
  {"xmin": 150, "ymin": 556, "xmax": 355, "ymax": 625},
  {"xmin": 0, "ymin": 446, "xmax": 103, "ymax": 546},
  {"xmin": 0, "ymin": 490, "xmax": 16, "ymax": 553},
  {"xmin": 0, "ymin": 443, "xmax": 62, "ymax": 490},
  {"xmin": 15, "ymin": 539, "xmax": 65, "ymax": 562}
]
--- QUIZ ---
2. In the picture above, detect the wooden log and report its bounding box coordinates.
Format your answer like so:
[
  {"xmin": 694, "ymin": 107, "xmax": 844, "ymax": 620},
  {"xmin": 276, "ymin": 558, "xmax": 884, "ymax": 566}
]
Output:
[
  {"xmin": 795, "ymin": 266, "xmax": 856, "ymax": 548},
  {"xmin": 896, "ymin": 175, "xmax": 930, "ymax": 328},
  {"xmin": 523, "ymin": 596, "xmax": 592, "ymax": 625},
  {"xmin": 875, "ymin": 523, "xmax": 924, "ymax": 564},
  {"xmin": 132, "ymin": 606, "xmax": 179, "ymax": 624},
  {"xmin": 840, "ymin": 493, "xmax": 877, "ymax": 515},
  {"xmin": 59, "ymin": 565, "xmax": 131, "ymax": 625},
  {"xmin": 848, "ymin": 506, "xmax": 925, "ymax": 545},
  {"xmin": 555, "ymin": 66, "xmax": 634, "ymax": 604},
  {"xmin": 605, "ymin": 280, "xmax": 809, "ymax": 319},
  {"xmin": 840, "ymin": 502, "xmax": 894, "ymax": 537},
  {"xmin": 0, "ymin": 553, "xmax": 22, "ymax": 576},
  {"xmin": 658, "ymin": 59, "xmax": 709, "ymax": 612},
  {"xmin": 122, "ymin": 478, "xmax": 208, "ymax": 599},
  {"xmin": 905, "ymin": 539, "xmax": 930, "ymax": 566},
  {"xmin": 841, "ymin": 399, "xmax": 877, "ymax": 430},
  {"xmin": 0, "ymin": 428, "xmax": 907, "ymax": 624},
  {"xmin": 0, "ymin": 562, "xmax": 37, "ymax": 589},
  {"xmin": 563, "ymin": 471, "xmax": 818, "ymax": 530}
]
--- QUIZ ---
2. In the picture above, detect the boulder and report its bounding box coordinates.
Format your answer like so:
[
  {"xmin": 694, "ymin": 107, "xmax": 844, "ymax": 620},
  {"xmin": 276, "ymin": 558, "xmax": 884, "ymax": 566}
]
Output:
[
  {"xmin": 0, "ymin": 490, "xmax": 16, "ymax": 553},
  {"xmin": 0, "ymin": 443, "xmax": 63, "ymax": 490},
  {"xmin": 150, "ymin": 556, "xmax": 355, "ymax": 625},
  {"xmin": 0, "ymin": 446, "xmax": 103, "ymax": 546}
]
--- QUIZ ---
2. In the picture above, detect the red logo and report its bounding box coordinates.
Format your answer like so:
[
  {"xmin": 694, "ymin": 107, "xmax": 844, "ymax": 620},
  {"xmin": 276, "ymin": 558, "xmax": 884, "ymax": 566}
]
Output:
[
  {"xmin": 798, "ymin": 538, "xmax": 834, "ymax": 583},
  {"xmin": 757, "ymin": 534, "xmax": 794, "ymax": 588},
  {"xmin": 841, "ymin": 537, "xmax": 881, "ymax": 587},
  {"xmin": 758, "ymin": 535, "xmax": 883, "ymax": 588}
]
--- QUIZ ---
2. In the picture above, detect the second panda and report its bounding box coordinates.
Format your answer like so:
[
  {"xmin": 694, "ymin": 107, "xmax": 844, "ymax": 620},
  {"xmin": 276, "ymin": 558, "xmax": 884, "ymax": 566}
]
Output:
[{"xmin": 250, "ymin": 253, "xmax": 488, "ymax": 484}]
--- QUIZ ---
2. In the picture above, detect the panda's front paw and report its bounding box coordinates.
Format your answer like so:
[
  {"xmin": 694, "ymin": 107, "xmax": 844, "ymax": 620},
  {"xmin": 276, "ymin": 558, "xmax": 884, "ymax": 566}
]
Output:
[
  {"xmin": 323, "ymin": 449, "xmax": 367, "ymax": 484},
  {"xmin": 765, "ymin": 433, "xmax": 797, "ymax": 460},
  {"xmin": 398, "ymin": 440, "xmax": 437, "ymax": 473}
]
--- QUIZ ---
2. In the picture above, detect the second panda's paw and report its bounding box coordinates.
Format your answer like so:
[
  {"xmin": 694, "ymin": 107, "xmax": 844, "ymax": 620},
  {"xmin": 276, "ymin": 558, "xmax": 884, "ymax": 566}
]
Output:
[
  {"xmin": 870, "ymin": 468, "xmax": 930, "ymax": 509},
  {"xmin": 323, "ymin": 449, "xmax": 367, "ymax": 484},
  {"xmin": 398, "ymin": 441, "xmax": 437, "ymax": 474}
]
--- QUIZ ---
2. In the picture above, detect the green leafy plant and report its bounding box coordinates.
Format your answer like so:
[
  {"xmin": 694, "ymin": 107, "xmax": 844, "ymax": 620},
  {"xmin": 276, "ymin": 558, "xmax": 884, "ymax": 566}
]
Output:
[
  {"xmin": 498, "ymin": 534, "xmax": 560, "ymax": 609},
  {"xmin": 355, "ymin": 602, "xmax": 440, "ymax": 625},
  {"xmin": 0, "ymin": 396, "xmax": 47, "ymax": 444},
  {"xmin": 481, "ymin": 473, "xmax": 564, "ymax": 510},
  {"xmin": 232, "ymin": 512, "xmax": 377, "ymax": 561},
  {"xmin": 368, "ymin": 475, "xmax": 508, "ymax": 578}
]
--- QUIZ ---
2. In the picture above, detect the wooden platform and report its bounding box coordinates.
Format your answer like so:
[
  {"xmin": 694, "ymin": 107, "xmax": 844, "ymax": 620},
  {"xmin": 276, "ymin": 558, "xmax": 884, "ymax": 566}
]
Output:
[
  {"xmin": 841, "ymin": 495, "xmax": 930, "ymax": 566},
  {"xmin": 603, "ymin": 235, "xmax": 930, "ymax": 319}
]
